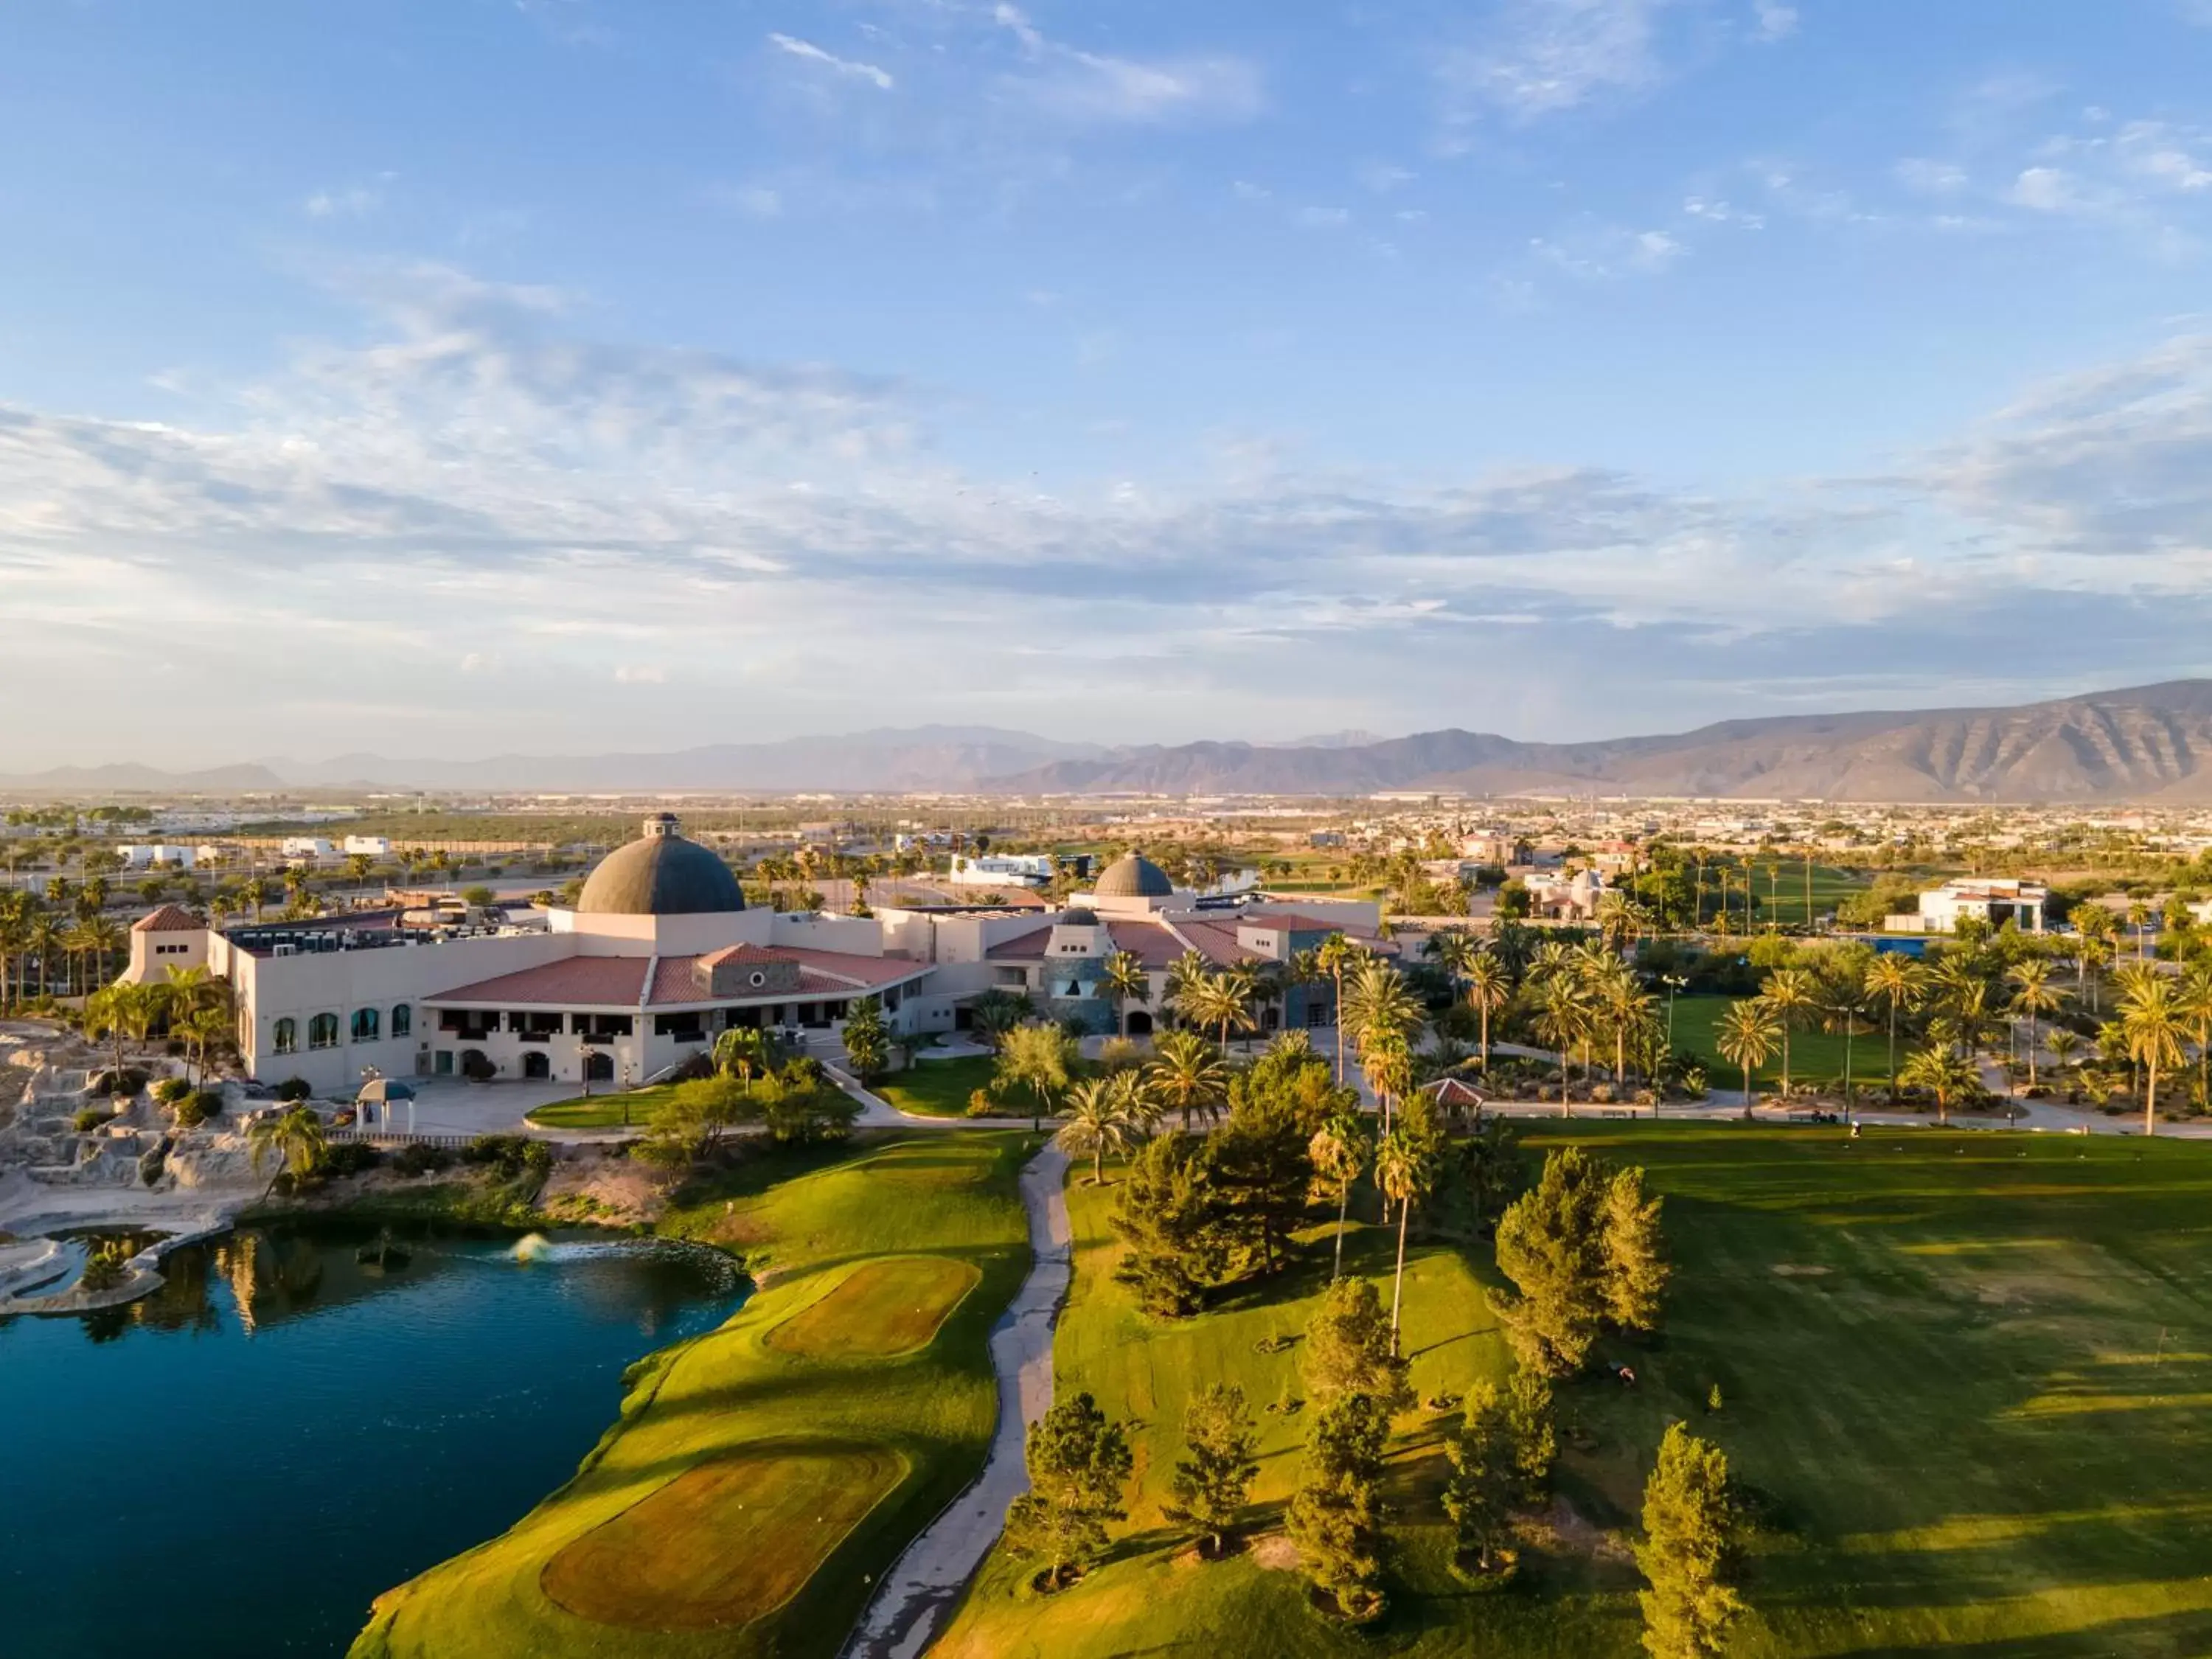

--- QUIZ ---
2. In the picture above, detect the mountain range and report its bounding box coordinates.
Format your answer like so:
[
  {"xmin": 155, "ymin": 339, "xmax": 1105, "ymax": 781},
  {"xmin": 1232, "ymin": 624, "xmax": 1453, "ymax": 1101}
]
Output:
[{"xmin": 10, "ymin": 684, "xmax": 2212, "ymax": 801}]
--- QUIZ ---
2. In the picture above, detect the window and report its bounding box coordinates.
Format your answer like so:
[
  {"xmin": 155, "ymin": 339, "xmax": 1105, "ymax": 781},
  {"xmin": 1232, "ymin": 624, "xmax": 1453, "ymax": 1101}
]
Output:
[
  {"xmin": 392, "ymin": 1004, "xmax": 411, "ymax": 1039},
  {"xmin": 273, "ymin": 1018, "xmax": 298, "ymax": 1056},
  {"xmin": 351, "ymin": 1007, "xmax": 380, "ymax": 1043},
  {"xmin": 309, "ymin": 1012, "xmax": 340, "ymax": 1050}
]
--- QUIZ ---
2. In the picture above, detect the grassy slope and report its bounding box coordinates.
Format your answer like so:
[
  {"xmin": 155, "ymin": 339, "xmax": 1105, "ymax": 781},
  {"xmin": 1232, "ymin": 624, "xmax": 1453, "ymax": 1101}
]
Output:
[
  {"xmin": 1669, "ymin": 995, "xmax": 1887, "ymax": 1093},
  {"xmin": 526, "ymin": 1084, "xmax": 678, "ymax": 1129},
  {"xmin": 351, "ymin": 1131, "xmax": 1037, "ymax": 1659},
  {"xmin": 874, "ymin": 1055, "xmax": 996, "ymax": 1118},
  {"xmin": 932, "ymin": 1124, "xmax": 2212, "ymax": 1658}
]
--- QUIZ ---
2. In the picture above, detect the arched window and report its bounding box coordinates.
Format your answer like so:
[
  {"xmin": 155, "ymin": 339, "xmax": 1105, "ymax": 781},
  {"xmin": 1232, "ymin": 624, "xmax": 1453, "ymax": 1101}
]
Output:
[
  {"xmin": 273, "ymin": 1018, "xmax": 298, "ymax": 1055},
  {"xmin": 392, "ymin": 1004, "xmax": 412, "ymax": 1039},
  {"xmin": 309, "ymin": 1012, "xmax": 340, "ymax": 1050},
  {"xmin": 351, "ymin": 1008, "xmax": 380, "ymax": 1043}
]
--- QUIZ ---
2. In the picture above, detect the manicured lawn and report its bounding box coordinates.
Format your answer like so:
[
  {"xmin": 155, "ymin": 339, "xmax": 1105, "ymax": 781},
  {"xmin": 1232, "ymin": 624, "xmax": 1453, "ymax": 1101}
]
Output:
[
  {"xmin": 765, "ymin": 1256, "xmax": 981, "ymax": 1360},
  {"xmin": 526, "ymin": 1085, "xmax": 678, "ymax": 1130},
  {"xmin": 935, "ymin": 1124, "xmax": 2212, "ymax": 1658},
  {"xmin": 873, "ymin": 1054, "xmax": 997, "ymax": 1117},
  {"xmin": 349, "ymin": 1131, "xmax": 1038, "ymax": 1659},
  {"xmin": 1666, "ymin": 993, "xmax": 1880, "ymax": 1092}
]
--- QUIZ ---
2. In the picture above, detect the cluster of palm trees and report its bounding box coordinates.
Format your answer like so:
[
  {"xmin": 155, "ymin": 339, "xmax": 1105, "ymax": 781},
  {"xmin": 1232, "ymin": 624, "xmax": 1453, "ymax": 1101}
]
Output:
[
  {"xmin": 1052, "ymin": 1030, "xmax": 1234, "ymax": 1180},
  {"xmin": 81, "ymin": 965, "xmax": 235, "ymax": 1092},
  {"xmin": 0, "ymin": 883, "xmax": 125, "ymax": 1006}
]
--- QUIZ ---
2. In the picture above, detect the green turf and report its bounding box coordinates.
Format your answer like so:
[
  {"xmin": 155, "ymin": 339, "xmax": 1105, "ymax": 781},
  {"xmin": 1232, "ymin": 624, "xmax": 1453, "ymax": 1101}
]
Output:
[
  {"xmin": 349, "ymin": 1132, "xmax": 1037, "ymax": 1659},
  {"xmin": 1666, "ymin": 994, "xmax": 1892, "ymax": 1094},
  {"xmin": 525, "ymin": 1085, "xmax": 678, "ymax": 1129},
  {"xmin": 933, "ymin": 1124, "xmax": 2212, "ymax": 1658},
  {"xmin": 874, "ymin": 1055, "xmax": 998, "ymax": 1117}
]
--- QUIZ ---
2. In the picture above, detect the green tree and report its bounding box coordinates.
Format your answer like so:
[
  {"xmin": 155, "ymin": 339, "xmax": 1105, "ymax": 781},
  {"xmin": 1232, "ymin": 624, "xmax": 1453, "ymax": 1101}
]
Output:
[
  {"xmin": 841, "ymin": 995, "xmax": 890, "ymax": 1082},
  {"xmin": 1490, "ymin": 1147, "xmax": 1611, "ymax": 1376},
  {"xmin": 1057, "ymin": 1073, "xmax": 1147, "ymax": 1185},
  {"xmin": 2121, "ymin": 973, "xmax": 2187, "ymax": 1137},
  {"xmin": 1315, "ymin": 931, "xmax": 1364, "ymax": 1083},
  {"xmin": 1307, "ymin": 1105, "xmax": 1368, "ymax": 1281},
  {"xmin": 1110, "ymin": 1133, "xmax": 1225, "ymax": 1317},
  {"xmin": 1503, "ymin": 1370, "xmax": 1558, "ymax": 1503},
  {"xmin": 1756, "ymin": 966, "xmax": 1819, "ymax": 1096},
  {"xmin": 997, "ymin": 1020, "xmax": 1076, "ymax": 1131},
  {"xmin": 2006, "ymin": 959, "xmax": 2066, "ymax": 1093},
  {"xmin": 1442, "ymin": 1380, "xmax": 1517, "ymax": 1574},
  {"xmin": 714, "ymin": 1025, "xmax": 772, "ymax": 1093},
  {"xmin": 1004, "ymin": 1392, "xmax": 1133, "ymax": 1590},
  {"xmin": 1635, "ymin": 1422, "xmax": 1744, "ymax": 1659},
  {"xmin": 1601, "ymin": 1165, "xmax": 1669, "ymax": 1335},
  {"xmin": 1099, "ymin": 949, "xmax": 1151, "ymax": 1036},
  {"xmin": 1144, "ymin": 1029, "xmax": 1230, "ymax": 1131},
  {"xmin": 1463, "ymin": 950, "xmax": 1512, "ymax": 1070},
  {"xmin": 1285, "ymin": 1391, "xmax": 1391, "ymax": 1621},
  {"xmin": 1374, "ymin": 1119, "xmax": 1439, "ymax": 1353},
  {"xmin": 1301, "ymin": 1275, "xmax": 1412, "ymax": 1408},
  {"xmin": 967, "ymin": 987, "xmax": 1032, "ymax": 1051},
  {"xmin": 649, "ymin": 1073, "xmax": 753, "ymax": 1159},
  {"xmin": 1208, "ymin": 1077, "xmax": 1317, "ymax": 1276},
  {"xmin": 247, "ymin": 1103, "xmax": 328, "ymax": 1198},
  {"xmin": 1897, "ymin": 1040, "xmax": 1977, "ymax": 1126},
  {"xmin": 1169, "ymin": 1382, "xmax": 1260, "ymax": 1558},
  {"xmin": 1714, "ymin": 999, "xmax": 1780, "ymax": 1111}
]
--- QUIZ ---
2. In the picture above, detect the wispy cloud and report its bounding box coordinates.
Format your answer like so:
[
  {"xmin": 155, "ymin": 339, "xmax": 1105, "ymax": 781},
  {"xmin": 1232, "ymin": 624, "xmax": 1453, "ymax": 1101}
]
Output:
[
  {"xmin": 1751, "ymin": 1, "xmax": 1798, "ymax": 42},
  {"xmin": 991, "ymin": 4, "xmax": 1262, "ymax": 126},
  {"xmin": 768, "ymin": 32, "xmax": 894, "ymax": 91},
  {"xmin": 1436, "ymin": 0, "xmax": 1676, "ymax": 133}
]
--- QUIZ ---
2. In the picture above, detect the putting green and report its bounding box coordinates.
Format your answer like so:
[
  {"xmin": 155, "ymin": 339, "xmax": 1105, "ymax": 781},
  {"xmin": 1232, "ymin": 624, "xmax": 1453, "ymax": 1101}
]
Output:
[
  {"xmin": 765, "ymin": 1256, "xmax": 981, "ymax": 1360},
  {"xmin": 541, "ymin": 1443, "xmax": 906, "ymax": 1631}
]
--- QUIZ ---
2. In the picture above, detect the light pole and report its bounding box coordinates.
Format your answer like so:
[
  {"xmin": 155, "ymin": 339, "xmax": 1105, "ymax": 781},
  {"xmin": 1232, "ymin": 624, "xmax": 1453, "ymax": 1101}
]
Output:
[{"xmin": 1662, "ymin": 975, "xmax": 1688, "ymax": 1047}]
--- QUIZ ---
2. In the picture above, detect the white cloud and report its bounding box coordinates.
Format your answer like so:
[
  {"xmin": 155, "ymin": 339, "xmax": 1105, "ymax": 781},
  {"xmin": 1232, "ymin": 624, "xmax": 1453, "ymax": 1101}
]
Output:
[
  {"xmin": 1894, "ymin": 158, "xmax": 1968, "ymax": 195},
  {"xmin": 713, "ymin": 183, "xmax": 785, "ymax": 218},
  {"xmin": 1751, "ymin": 0, "xmax": 1798, "ymax": 41},
  {"xmin": 305, "ymin": 183, "xmax": 386, "ymax": 219},
  {"xmin": 613, "ymin": 664, "xmax": 667, "ymax": 684},
  {"xmin": 2009, "ymin": 165, "xmax": 2077, "ymax": 212},
  {"xmin": 768, "ymin": 32, "xmax": 894, "ymax": 91},
  {"xmin": 1436, "ymin": 0, "xmax": 1674, "ymax": 128},
  {"xmin": 1296, "ymin": 205, "xmax": 1351, "ymax": 230},
  {"xmin": 992, "ymin": 4, "xmax": 1261, "ymax": 125},
  {"xmin": 1630, "ymin": 229, "xmax": 1683, "ymax": 270}
]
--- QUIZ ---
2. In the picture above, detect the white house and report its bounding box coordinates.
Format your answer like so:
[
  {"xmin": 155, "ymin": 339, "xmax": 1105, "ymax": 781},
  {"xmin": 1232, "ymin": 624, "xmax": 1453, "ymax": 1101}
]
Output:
[
  {"xmin": 116, "ymin": 844, "xmax": 197, "ymax": 871},
  {"xmin": 282, "ymin": 837, "xmax": 337, "ymax": 860},
  {"xmin": 1888, "ymin": 878, "xmax": 2047, "ymax": 935},
  {"xmin": 947, "ymin": 853, "xmax": 1055, "ymax": 889},
  {"xmin": 342, "ymin": 835, "xmax": 394, "ymax": 857}
]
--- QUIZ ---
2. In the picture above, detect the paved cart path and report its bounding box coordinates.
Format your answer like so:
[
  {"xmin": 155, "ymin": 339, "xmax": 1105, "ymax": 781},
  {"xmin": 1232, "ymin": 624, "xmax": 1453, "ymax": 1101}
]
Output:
[{"xmin": 840, "ymin": 1143, "xmax": 1072, "ymax": 1659}]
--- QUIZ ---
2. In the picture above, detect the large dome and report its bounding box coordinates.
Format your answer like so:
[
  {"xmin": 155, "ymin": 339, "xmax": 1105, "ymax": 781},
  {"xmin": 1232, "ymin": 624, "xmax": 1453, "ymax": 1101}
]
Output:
[
  {"xmin": 1093, "ymin": 852, "xmax": 1175, "ymax": 900},
  {"xmin": 577, "ymin": 815, "xmax": 745, "ymax": 916}
]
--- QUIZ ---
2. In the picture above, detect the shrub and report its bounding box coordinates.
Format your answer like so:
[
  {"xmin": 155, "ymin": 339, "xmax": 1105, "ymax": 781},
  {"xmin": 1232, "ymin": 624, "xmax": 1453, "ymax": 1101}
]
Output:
[
  {"xmin": 73, "ymin": 1106, "xmax": 114, "ymax": 1133},
  {"xmin": 89, "ymin": 1067, "xmax": 150, "ymax": 1098},
  {"xmin": 392, "ymin": 1143, "xmax": 455, "ymax": 1177},
  {"xmin": 139, "ymin": 1144, "xmax": 169, "ymax": 1187},
  {"xmin": 276, "ymin": 1077, "xmax": 313, "ymax": 1102},
  {"xmin": 467, "ymin": 1134, "xmax": 552, "ymax": 1178},
  {"xmin": 153, "ymin": 1077, "xmax": 192, "ymax": 1106},
  {"xmin": 77, "ymin": 1243, "xmax": 130, "ymax": 1295},
  {"xmin": 315, "ymin": 1141, "xmax": 382, "ymax": 1178},
  {"xmin": 172, "ymin": 1093, "xmax": 212, "ymax": 1130},
  {"xmin": 459, "ymin": 1051, "xmax": 497, "ymax": 1082}
]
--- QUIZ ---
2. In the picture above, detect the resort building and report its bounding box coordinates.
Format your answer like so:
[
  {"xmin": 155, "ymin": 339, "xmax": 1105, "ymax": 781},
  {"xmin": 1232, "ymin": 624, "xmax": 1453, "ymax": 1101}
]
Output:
[
  {"xmin": 1886, "ymin": 877, "xmax": 2048, "ymax": 935},
  {"xmin": 117, "ymin": 830, "xmax": 1389, "ymax": 1096}
]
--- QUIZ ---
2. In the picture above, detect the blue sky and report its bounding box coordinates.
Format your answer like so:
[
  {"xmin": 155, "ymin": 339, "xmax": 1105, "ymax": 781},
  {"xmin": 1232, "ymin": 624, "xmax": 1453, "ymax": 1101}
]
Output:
[{"xmin": 7, "ymin": 0, "xmax": 2212, "ymax": 768}]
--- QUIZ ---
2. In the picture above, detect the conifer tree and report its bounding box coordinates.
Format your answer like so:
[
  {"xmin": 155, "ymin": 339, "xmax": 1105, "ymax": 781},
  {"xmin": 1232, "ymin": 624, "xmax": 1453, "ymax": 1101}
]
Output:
[
  {"xmin": 1004, "ymin": 1392, "xmax": 1134, "ymax": 1590},
  {"xmin": 1301, "ymin": 1276, "xmax": 1412, "ymax": 1410},
  {"xmin": 1110, "ymin": 1133, "xmax": 1225, "ymax": 1317},
  {"xmin": 1442, "ymin": 1380, "xmax": 1517, "ymax": 1574},
  {"xmin": 1170, "ymin": 1382, "xmax": 1261, "ymax": 1557},
  {"xmin": 1285, "ymin": 1391, "xmax": 1391, "ymax": 1620},
  {"xmin": 1602, "ymin": 1165, "xmax": 1670, "ymax": 1334},
  {"xmin": 1635, "ymin": 1423, "xmax": 1743, "ymax": 1659},
  {"xmin": 1490, "ymin": 1147, "xmax": 1612, "ymax": 1374},
  {"xmin": 1504, "ymin": 1369, "xmax": 1558, "ymax": 1504}
]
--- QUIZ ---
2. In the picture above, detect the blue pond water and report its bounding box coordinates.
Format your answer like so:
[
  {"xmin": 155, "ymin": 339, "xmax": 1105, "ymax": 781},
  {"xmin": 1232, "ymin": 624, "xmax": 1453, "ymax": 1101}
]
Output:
[{"xmin": 0, "ymin": 1223, "xmax": 745, "ymax": 1658}]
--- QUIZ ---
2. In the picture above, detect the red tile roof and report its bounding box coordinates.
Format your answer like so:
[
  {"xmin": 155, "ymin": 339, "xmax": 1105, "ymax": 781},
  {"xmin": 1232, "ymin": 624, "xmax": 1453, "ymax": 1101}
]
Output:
[
  {"xmin": 648, "ymin": 947, "xmax": 930, "ymax": 1005},
  {"xmin": 427, "ymin": 958, "xmax": 650, "ymax": 1007},
  {"xmin": 985, "ymin": 925, "xmax": 1054, "ymax": 961},
  {"xmin": 132, "ymin": 905, "xmax": 201, "ymax": 934},
  {"xmin": 1165, "ymin": 919, "xmax": 1260, "ymax": 967},
  {"xmin": 1102, "ymin": 919, "xmax": 1185, "ymax": 970}
]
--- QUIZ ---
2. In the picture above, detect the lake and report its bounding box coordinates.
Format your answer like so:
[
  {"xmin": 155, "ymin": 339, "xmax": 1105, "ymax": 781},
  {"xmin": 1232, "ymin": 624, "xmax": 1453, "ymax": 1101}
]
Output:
[{"xmin": 0, "ymin": 1221, "xmax": 745, "ymax": 1658}]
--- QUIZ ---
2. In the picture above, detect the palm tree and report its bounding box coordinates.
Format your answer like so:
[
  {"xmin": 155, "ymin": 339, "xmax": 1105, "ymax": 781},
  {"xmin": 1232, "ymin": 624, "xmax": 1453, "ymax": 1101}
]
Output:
[
  {"xmin": 1864, "ymin": 953, "xmax": 1927, "ymax": 1102},
  {"xmin": 2121, "ymin": 975, "xmax": 2186, "ymax": 1138},
  {"xmin": 1315, "ymin": 931, "xmax": 1363, "ymax": 1083},
  {"xmin": 1099, "ymin": 950, "xmax": 1150, "ymax": 1037},
  {"xmin": 1374, "ymin": 1127, "xmax": 1436, "ymax": 1355},
  {"xmin": 1164, "ymin": 949, "xmax": 1214, "ymax": 1029},
  {"xmin": 1144, "ymin": 1030, "xmax": 1229, "ymax": 1131},
  {"xmin": 2126, "ymin": 901, "xmax": 2152, "ymax": 961},
  {"xmin": 714, "ymin": 1026, "xmax": 771, "ymax": 1093},
  {"xmin": 1531, "ymin": 973, "xmax": 1588, "ymax": 1113},
  {"xmin": 1898, "ymin": 1042, "xmax": 1977, "ymax": 1127},
  {"xmin": 1361, "ymin": 1032, "xmax": 1413, "ymax": 1133},
  {"xmin": 1424, "ymin": 928, "xmax": 1480, "ymax": 995},
  {"xmin": 1716, "ymin": 999, "xmax": 1780, "ymax": 1113},
  {"xmin": 1342, "ymin": 956, "xmax": 1424, "ymax": 1083},
  {"xmin": 185, "ymin": 1005, "xmax": 229, "ymax": 1089},
  {"xmin": 1757, "ymin": 967, "xmax": 1819, "ymax": 1098},
  {"xmin": 83, "ymin": 982, "xmax": 146, "ymax": 1082},
  {"xmin": 243, "ymin": 875, "xmax": 273, "ymax": 923},
  {"xmin": 248, "ymin": 1103, "xmax": 328, "ymax": 1197},
  {"xmin": 1308, "ymin": 1105, "xmax": 1368, "ymax": 1281},
  {"xmin": 1463, "ymin": 950, "xmax": 1511, "ymax": 1071},
  {"xmin": 1214, "ymin": 962, "xmax": 1263, "ymax": 1053},
  {"xmin": 1595, "ymin": 962, "xmax": 1652, "ymax": 1086},
  {"xmin": 2181, "ymin": 959, "xmax": 2212, "ymax": 1108},
  {"xmin": 2005, "ymin": 959, "xmax": 2067, "ymax": 1092},
  {"xmin": 1056, "ymin": 1075, "xmax": 1146, "ymax": 1184}
]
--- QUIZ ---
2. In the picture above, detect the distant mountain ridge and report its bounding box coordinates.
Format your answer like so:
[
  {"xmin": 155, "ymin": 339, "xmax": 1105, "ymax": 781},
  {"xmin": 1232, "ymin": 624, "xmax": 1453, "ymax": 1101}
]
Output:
[{"xmin": 10, "ymin": 684, "xmax": 2212, "ymax": 801}]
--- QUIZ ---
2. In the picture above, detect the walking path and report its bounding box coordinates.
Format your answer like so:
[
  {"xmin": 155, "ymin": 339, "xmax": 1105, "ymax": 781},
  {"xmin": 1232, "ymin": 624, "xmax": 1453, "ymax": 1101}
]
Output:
[{"xmin": 841, "ymin": 1142, "xmax": 1072, "ymax": 1659}]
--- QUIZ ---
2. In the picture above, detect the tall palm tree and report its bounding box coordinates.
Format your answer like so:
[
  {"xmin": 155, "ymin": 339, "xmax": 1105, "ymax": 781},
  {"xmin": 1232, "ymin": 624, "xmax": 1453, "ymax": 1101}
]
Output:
[
  {"xmin": 1531, "ymin": 973, "xmax": 1589, "ymax": 1113},
  {"xmin": 1424, "ymin": 928, "xmax": 1480, "ymax": 995},
  {"xmin": 1716, "ymin": 999, "xmax": 1780, "ymax": 1113},
  {"xmin": 1099, "ymin": 950, "xmax": 1151, "ymax": 1037},
  {"xmin": 2005, "ymin": 959, "xmax": 2067, "ymax": 1092},
  {"xmin": 2121, "ymin": 975, "xmax": 2186, "ymax": 1138},
  {"xmin": 1463, "ymin": 949, "xmax": 1511, "ymax": 1071},
  {"xmin": 1215, "ymin": 961, "xmax": 1262, "ymax": 1053},
  {"xmin": 1144, "ymin": 1030, "xmax": 1229, "ymax": 1131},
  {"xmin": 1343, "ymin": 956, "xmax": 1424, "ymax": 1070},
  {"xmin": 1163, "ymin": 950, "xmax": 1214, "ymax": 1029},
  {"xmin": 1056, "ymin": 1075, "xmax": 1147, "ymax": 1185},
  {"xmin": 2180, "ymin": 959, "xmax": 2212, "ymax": 1108},
  {"xmin": 2126, "ymin": 901, "xmax": 2152, "ymax": 961},
  {"xmin": 1307, "ymin": 1105, "xmax": 1368, "ymax": 1281},
  {"xmin": 243, "ymin": 875, "xmax": 273, "ymax": 923},
  {"xmin": 1315, "ymin": 931, "xmax": 1363, "ymax": 1083},
  {"xmin": 1864, "ymin": 953, "xmax": 1927, "ymax": 1102},
  {"xmin": 1757, "ymin": 967, "xmax": 1820, "ymax": 1098},
  {"xmin": 1374, "ymin": 1126, "xmax": 1436, "ymax": 1355},
  {"xmin": 1361, "ymin": 1032, "xmax": 1413, "ymax": 1133},
  {"xmin": 248, "ymin": 1103, "xmax": 328, "ymax": 1197},
  {"xmin": 1898, "ymin": 1042, "xmax": 1977, "ymax": 1127}
]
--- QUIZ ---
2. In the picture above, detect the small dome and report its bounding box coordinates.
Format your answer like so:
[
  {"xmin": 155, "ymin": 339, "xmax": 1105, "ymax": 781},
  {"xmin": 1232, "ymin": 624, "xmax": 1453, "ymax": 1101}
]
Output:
[
  {"xmin": 1093, "ymin": 853, "xmax": 1175, "ymax": 900},
  {"xmin": 577, "ymin": 816, "xmax": 745, "ymax": 916},
  {"xmin": 1060, "ymin": 908, "xmax": 1099, "ymax": 928}
]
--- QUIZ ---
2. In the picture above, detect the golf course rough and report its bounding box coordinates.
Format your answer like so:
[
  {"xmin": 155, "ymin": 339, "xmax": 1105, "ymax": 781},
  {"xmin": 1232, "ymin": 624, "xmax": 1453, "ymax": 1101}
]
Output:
[
  {"xmin": 934, "ymin": 1124, "xmax": 2212, "ymax": 1658},
  {"xmin": 348, "ymin": 1132, "xmax": 1034, "ymax": 1659}
]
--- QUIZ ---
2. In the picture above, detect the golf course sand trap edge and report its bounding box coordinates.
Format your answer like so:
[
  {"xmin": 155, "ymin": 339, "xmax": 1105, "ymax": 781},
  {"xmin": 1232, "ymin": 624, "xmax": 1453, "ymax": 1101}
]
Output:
[
  {"xmin": 765, "ymin": 1256, "xmax": 983, "ymax": 1360},
  {"xmin": 541, "ymin": 1442, "xmax": 910, "ymax": 1632}
]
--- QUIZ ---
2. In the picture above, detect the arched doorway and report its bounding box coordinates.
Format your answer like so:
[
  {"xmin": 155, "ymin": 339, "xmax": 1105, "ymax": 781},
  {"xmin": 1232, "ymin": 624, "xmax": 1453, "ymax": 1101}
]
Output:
[
  {"xmin": 523, "ymin": 1051, "xmax": 551, "ymax": 1080},
  {"xmin": 1125, "ymin": 1009, "xmax": 1154, "ymax": 1037},
  {"xmin": 584, "ymin": 1049, "xmax": 613, "ymax": 1082}
]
